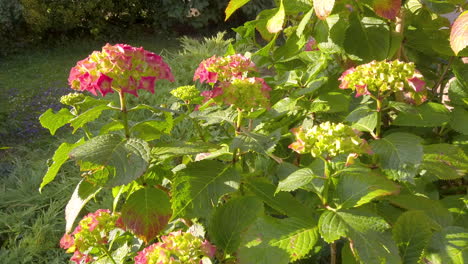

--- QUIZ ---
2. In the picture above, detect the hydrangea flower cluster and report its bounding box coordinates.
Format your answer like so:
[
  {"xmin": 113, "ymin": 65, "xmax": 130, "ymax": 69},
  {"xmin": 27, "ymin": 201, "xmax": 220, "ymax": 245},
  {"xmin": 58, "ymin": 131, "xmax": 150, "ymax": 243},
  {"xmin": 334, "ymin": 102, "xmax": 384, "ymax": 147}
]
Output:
[
  {"xmin": 68, "ymin": 43, "xmax": 174, "ymax": 97},
  {"xmin": 193, "ymin": 54, "xmax": 271, "ymax": 109},
  {"xmin": 339, "ymin": 60, "xmax": 427, "ymax": 105},
  {"xmin": 289, "ymin": 122, "xmax": 371, "ymax": 159},
  {"xmin": 60, "ymin": 92, "xmax": 86, "ymax": 106},
  {"xmin": 60, "ymin": 209, "xmax": 120, "ymax": 264},
  {"xmin": 170, "ymin": 85, "xmax": 201, "ymax": 102},
  {"xmin": 134, "ymin": 230, "xmax": 216, "ymax": 264}
]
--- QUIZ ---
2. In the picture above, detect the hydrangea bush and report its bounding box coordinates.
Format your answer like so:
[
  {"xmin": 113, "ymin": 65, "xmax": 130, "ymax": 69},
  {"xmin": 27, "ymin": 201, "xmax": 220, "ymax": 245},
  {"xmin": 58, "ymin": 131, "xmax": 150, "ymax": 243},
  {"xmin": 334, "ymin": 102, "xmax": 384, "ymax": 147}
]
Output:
[{"xmin": 39, "ymin": 1, "xmax": 468, "ymax": 264}]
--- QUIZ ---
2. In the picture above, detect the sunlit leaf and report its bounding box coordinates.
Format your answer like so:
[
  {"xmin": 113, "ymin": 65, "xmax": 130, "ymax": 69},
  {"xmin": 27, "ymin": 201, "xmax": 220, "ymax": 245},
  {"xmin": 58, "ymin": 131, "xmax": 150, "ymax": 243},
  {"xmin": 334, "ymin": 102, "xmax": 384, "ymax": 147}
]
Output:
[
  {"xmin": 450, "ymin": 11, "xmax": 468, "ymax": 55},
  {"xmin": 266, "ymin": 0, "xmax": 285, "ymax": 33},
  {"xmin": 65, "ymin": 180, "xmax": 102, "ymax": 233},
  {"xmin": 225, "ymin": 0, "xmax": 252, "ymax": 21},
  {"xmin": 313, "ymin": 0, "xmax": 335, "ymax": 20}
]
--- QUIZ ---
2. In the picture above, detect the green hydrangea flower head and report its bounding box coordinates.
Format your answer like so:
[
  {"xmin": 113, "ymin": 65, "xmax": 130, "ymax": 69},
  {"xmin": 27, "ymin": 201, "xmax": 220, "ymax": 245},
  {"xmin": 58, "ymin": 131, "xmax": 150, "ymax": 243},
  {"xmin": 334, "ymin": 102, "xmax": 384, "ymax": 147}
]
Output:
[
  {"xmin": 60, "ymin": 92, "xmax": 86, "ymax": 106},
  {"xmin": 170, "ymin": 85, "xmax": 200, "ymax": 102},
  {"xmin": 339, "ymin": 60, "xmax": 427, "ymax": 105},
  {"xmin": 289, "ymin": 122, "xmax": 371, "ymax": 159}
]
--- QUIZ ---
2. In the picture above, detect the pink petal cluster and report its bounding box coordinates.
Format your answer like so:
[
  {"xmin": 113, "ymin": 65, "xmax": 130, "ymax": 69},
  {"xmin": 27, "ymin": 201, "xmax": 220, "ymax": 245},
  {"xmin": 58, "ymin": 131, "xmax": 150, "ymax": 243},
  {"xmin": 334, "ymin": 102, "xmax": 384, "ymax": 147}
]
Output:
[
  {"xmin": 304, "ymin": 38, "xmax": 319, "ymax": 51},
  {"xmin": 193, "ymin": 54, "xmax": 256, "ymax": 84},
  {"xmin": 69, "ymin": 44, "xmax": 174, "ymax": 97}
]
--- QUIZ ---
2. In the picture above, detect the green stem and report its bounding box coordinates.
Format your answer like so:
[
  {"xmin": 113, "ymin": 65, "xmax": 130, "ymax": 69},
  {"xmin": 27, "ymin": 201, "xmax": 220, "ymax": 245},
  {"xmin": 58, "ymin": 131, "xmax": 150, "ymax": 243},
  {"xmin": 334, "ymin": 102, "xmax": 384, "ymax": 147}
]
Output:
[
  {"xmin": 432, "ymin": 56, "xmax": 455, "ymax": 99},
  {"xmin": 320, "ymin": 157, "xmax": 330, "ymax": 205},
  {"xmin": 82, "ymin": 125, "xmax": 92, "ymax": 140},
  {"xmin": 376, "ymin": 99, "xmax": 383, "ymax": 139},
  {"xmin": 330, "ymin": 241, "xmax": 337, "ymax": 264},
  {"xmin": 187, "ymin": 104, "xmax": 206, "ymax": 142},
  {"xmin": 119, "ymin": 92, "xmax": 130, "ymax": 139},
  {"xmin": 101, "ymin": 246, "xmax": 117, "ymax": 264},
  {"xmin": 236, "ymin": 108, "xmax": 243, "ymax": 136}
]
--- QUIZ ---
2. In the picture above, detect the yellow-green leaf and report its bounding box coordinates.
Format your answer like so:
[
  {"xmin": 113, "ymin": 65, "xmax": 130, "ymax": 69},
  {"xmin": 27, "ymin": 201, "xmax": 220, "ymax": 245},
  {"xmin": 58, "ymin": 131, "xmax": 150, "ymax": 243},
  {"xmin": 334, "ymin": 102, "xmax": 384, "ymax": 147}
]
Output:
[
  {"xmin": 266, "ymin": 0, "xmax": 285, "ymax": 33},
  {"xmin": 225, "ymin": 0, "xmax": 251, "ymax": 21},
  {"xmin": 450, "ymin": 11, "xmax": 468, "ymax": 55}
]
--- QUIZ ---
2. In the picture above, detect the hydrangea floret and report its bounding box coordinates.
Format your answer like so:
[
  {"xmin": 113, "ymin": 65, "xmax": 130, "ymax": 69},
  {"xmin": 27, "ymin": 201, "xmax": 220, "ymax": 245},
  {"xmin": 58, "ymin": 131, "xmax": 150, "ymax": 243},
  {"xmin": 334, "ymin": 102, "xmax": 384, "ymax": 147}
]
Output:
[
  {"xmin": 170, "ymin": 85, "xmax": 201, "ymax": 102},
  {"xmin": 193, "ymin": 54, "xmax": 256, "ymax": 84},
  {"xmin": 338, "ymin": 60, "xmax": 427, "ymax": 105},
  {"xmin": 289, "ymin": 122, "xmax": 371, "ymax": 160},
  {"xmin": 134, "ymin": 230, "xmax": 216, "ymax": 264},
  {"xmin": 68, "ymin": 43, "xmax": 174, "ymax": 97},
  {"xmin": 60, "ymin": 92, "xmax": 86, "ymax": 106},
  {"xmin": 60, "ymin": 209, "xmax": 121, "ymax": 264}
]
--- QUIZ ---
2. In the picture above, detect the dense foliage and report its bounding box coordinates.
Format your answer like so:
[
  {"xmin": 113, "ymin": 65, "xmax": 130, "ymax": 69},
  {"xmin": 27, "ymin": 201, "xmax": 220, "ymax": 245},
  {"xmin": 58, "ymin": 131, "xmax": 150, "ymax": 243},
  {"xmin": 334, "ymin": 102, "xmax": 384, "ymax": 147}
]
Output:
[{"xmin": 39, "ymin": 0, "xmax": 467, "ymax": 263}]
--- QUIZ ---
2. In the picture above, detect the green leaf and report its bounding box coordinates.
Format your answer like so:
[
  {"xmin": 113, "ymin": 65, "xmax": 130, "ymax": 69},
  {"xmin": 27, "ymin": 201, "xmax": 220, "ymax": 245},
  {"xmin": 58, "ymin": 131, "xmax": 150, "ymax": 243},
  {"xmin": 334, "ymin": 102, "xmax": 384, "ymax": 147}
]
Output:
[
  {"xmin": 277, "ymin": 159, "xmax": 325, "ymax": 193},
  {"xmin": 171, "ymin": 160, "xmax": 240, "ymax": 219},
  {"xmin": 99, "ymin": 120, "xmax": 124, "ymax": 134},
  {"xmin": 296, "ymin": 7, "xmax": 314, "ymax": 36},
  {"xmin": 319, "ymin": 209, "xmax": 400, "ymax": 264},
  {"xmin": 332, "ymin": 166, "xmax": 400, "ymax": 209},
  {"xmin": 370, "ymin": 132, "xmax": 423, "ymax": 182},
  {"xmin": 344, "ymin": 14, "xmax": 390, "ymax": 62},
  {"xmin": 65, "ymin": 179, "xmax": 102, "ymax": 232},
  {"xmin": 70, "ymin": 104, "xmax": 112, "ymax": 133},
  {"xmin": 121, "ymin": 187, "xmax": 171, "ymax": 243},
  {"xmin": 40, "ymin": 139, "xmax": 85, "ymax": 191},
  {"xmin": 426, "ymin": 226, "xmax": 468, "ymax": 264},
  {"xmin": 310, "ymin": 91, "xmax": 350, "ymax": 113},
  {"xmin": 392, "ymin": 210, "xmax": 434, "ymax": 264},
  {"xmin": 230, "ymin": 131, "xmax": 280, "ymax": 156},
  {"xmin": 39, "ymin": 108, "xmax": 74, "ymax": 135},
  {"xmin": 238, "ymin": 216, "xmax": 319, "ymax": 263},
  {"xmin": 313, "ymin": 0, "xmax": 335, "ymax": 20},
  {"xmin": 152, "ymin": 141, "xmax": 220, "ymax": 159},
  {"xmin": 345, "ymin": 105, "xmax": 378, "ymax": 132},
  {"xmin": 387, "ymin": 194, "xmax": 453, "ymax": 227},
  {"xmin": 209, "ymin": 196, "xmax": 263, "ymax": 254},
  {"xmin": 245, "ymin": 178, "xmax": 315, "ymax": 221},
  {"xmin": 69, "ymin": 135, "xmax": 150, "ymax": 187},
  {"xmin": 393, "ymin": 102, "xmax": 451, "ymax": 127},
  {"xmin": 450, "ymin": 11, "xmax": 468, "ymax": 55},
  {"xmin": 448, "ymin": 78, "xmax": 468, "ymax": 108},
  {"xmin": 441, "ymin": 195, "xmax": 468, "ymax": 229},
  {"xmin": 131, "ymin": 115, "xmax": 173, "ymax": 141},
  {"xmin": 450, "ymin": 107, "xmax": 468, "ymax": 135},
  {"xmin": 421, "ymin": 144, "xmax": 468, "ymax": 180},
  {"xmin": 266, "ymin": 0, "xmax": 285, "ymax": 33},
  {"xmin": 225, "ymin": 0, "xmax": 251, "ymax": 21}
]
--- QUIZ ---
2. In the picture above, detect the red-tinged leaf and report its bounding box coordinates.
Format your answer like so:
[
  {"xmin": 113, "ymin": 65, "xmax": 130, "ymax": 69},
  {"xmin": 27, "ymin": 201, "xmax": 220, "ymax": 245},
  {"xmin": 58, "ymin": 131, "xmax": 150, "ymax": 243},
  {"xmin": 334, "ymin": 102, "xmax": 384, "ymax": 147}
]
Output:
[
  {"xmin": 225, "ymin": 0, "xmax": 251, "ymax": 21},
  {"xmin": 266, "ymin": 0, "xmax": 285, "ymax": 33},
  {"xmin": 450, "ymin": 11, "xmax": 468, "ymax": 55},
  {"xmin": 121, "ymin": 187, "xmax": 171, "ymax": 243},
  {"xmin": 313, "ymin": 0, "xmax": 335, "ymax": 20},
  {"xmin": 373, "ymin": 0, "xmax": 401, "ymax": 20}
]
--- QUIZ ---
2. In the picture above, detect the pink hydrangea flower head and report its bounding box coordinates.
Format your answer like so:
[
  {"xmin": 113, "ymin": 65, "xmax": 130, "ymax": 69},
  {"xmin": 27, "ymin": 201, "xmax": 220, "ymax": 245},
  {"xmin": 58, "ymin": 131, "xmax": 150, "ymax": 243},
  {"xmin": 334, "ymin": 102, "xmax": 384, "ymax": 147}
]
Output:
[
  {"xmin": 60, "ymin": 234, "xmax": 74, "ymax": 250},
  {"xmin": 194, "ymin": 54, "xmax": 257, "ymax": 84},
  {"xmin": 70, "ymin": 251, "xmax": 93, "ymax": 264},
  {"xmin": 69, "ymin": 43, "xmax": 174, "ymax": 97}
]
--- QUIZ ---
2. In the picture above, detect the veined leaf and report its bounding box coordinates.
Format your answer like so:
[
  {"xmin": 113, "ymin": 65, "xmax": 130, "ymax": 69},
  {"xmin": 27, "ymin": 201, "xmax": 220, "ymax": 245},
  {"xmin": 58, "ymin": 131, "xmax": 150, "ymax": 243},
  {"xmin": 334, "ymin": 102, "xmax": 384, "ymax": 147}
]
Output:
[
  {"xmin": 121, "ymin": 187, "xmax": 171, "ymax": 243},
  {"xmin": 319, "ymin": 209, "xmax": 400, "ymax": 264},
  {"xmin": 209, "ymin": 196, "xmax": 263, "ymax": 254},
  {"xmin": 296, "ymin": 7, "xmax": 314, "ymax": 37},
  {"xmin": 345, "ymin": 105, "xmax": 378, "ymax": 132},
  {"xmin": 441, "ymin": 195, "xmax": 468, "ymax": 229},
  {"xmin": 225, "ymin": 0, "xmax": 251, "ymax": 21},
  {"xmin": 450, "ymin": 107, "xmax": 468, "ymax": 135},
  {"xmin": 39, "ymin": 108, "xmax": 74, "ymax": 135},
  {"xmin": 277, "ymin": 158, "xmax": 325, "ymax": 193},
  {"xmin": 393, "ymin": 102, "xmax": 450, "ymax": 127},
  {"xmin": 245, "ymin": 178, "xmax": 315, "ymax": 221},
  {"xmin": 40, "ymin": 139, "xmax": 85, "ymax": 191},
  {"xmin": 310, "ymin": 91, "xmax": 350, "ymax": 113},
  {"xmin": 70, "ymin": 104, "xmax": 112, "ymax": 133},
  {"xmin": 448, "ymin": 77, "xmax": 468, "ymax": 108},
  {"xmin": 421, "ymin": 144, "xmax": 468, "ymax": 180},
  {"xmin": 171, "ymin": 160, "xmax": 240, "ymax": 219},
  {"xmin": 450, "ymin": 11, "xmax": 468, "ymax": 55},
  {"xmin": 65, "ymin": 180, "xmax": 102, "ymax": 232},
  {"xmin": 373, "ymin": 0, "xmax": 401, "ymax": 20},
  {"xmin": 392, "ymin": 210, "xmax": 434, "ymax": 264},
  {"xmin": 370, "ymin": 132, "xmax": 423, "ymax": 182},
  {"xmin": 152, "ymin": 141, "xmax": 220, "ymax": 159},
  {"xmin": 230, "ymin": 131, "xmax": 280, "ymax": 156},
  {"xmin": 69, "ymin": 134, "xmax": 150, "ymax": 187},
  {"xmin": 332, "ymin": 166, "xmax": 400, "ymax": 209},
  {"xmin": 426, "ymin": 226, "xmax": 468, "ymax": 264},
  {"xmin": 313, "ymin": 0, "xmax": 335, "ymax": 20},
  {"xmin": 266, "ymin": 0, "xmax": 285, "ymax": 33},
  {"xmin": 239, "ymin": 216, "xmax": 318, "ymax": 263}
]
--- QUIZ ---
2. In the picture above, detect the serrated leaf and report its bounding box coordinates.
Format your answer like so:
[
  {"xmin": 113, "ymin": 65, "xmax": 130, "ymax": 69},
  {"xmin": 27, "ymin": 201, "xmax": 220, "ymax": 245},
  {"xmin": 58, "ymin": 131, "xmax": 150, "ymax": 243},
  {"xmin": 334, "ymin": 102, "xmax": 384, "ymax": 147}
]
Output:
[
  {"xmin": 70, "ymin": 104, "xmax": 112, "ymax": 133},
  {"xmin": 319, "ymin": 209, "xmax": 400, "ymax": 264},
  {"xmin": 277, "ymin": 159, "xmax": 325, "ymax": 193},
  {"xmin": 191, "ymin": 107, "xmax": 236, "ymax": 126},
  {"xmin": 266, "ymin": 0, "xmax": 285, "ymax": 33},
  {"xmin": 39, "ymin": 108, "xmax": 74, "ymax": 135},
  {"xmin": 393, "ymin": 102, "xmax": 451, "ymax": 127},
  {"xmin": 313, "ymin": 0, "xmax": 335, "ymax": 20},
  {"xmin": 421, "ymin": 144, "xmax": 468, "ymax": 180},
  {"xmin": 450, "ymin": 107, "xmax": 468, "ymax": 135},
  {"xmin": 239, "ymin": 216, "xmax": 318, "ymax": 263},
  {"xmin": 152, "ymin": 141, "xmax": 220, "ymax": 159},
  {"xmin": 245, "ymin": 178, "xmax": 315, "ymax": 221},
  {"xmin": 370, "ymin": 132, "xmax": 423, "ymax": 182},
  {"xmin": 373, "ymin": 0, "xmax": 401, "ymax": 20},
  {"xmin": 171, "ymin": 160, "xmax": 240, "ymax": 219},
  {"xmin": 387, "ymin": 194, "xmax": 453, "ymax": 227},
  {"xmin": 131, "ymin": 117, "xmax": 173, "ymax": 141},
  {"xmin": 344, "ymin": 14, "xmax": 390, "ymax": 62},
  {"xmin": 441, "ymin": 195, "xmax": 468, "ymax": 229},
  {"xmin": 65, "ymin": 180, "xmax": 102, "ymax": 232},
  {"xmin": 450, "ymin": 11, "xmax": 468, "ymax": 55},
  {"xmin": 346, "ymin": 105, "xmax": 378, "ymax": 132},
  {"xmin": 225, "ymin": 0, "xmax": 251, "ymax": 21},
  {"xmin": 332, "ymin": 166, "xmax": 400, "ymax": 209},
  {"xmin": 426, "ymin": 226, "xmax": 468, "ymax": 264},
  {"xmin": 230, "ymin": 131, "xmax": 280, "ymax": 156},
  {"xmin": 297, "ymin": 7, "xmax": 314, "ymax": 37},
  {"xmin": 448, "ymin": 77, "xmax": 468, "ymax": 108},
  {"xmin": 310, "ymin": 91, "xmax": 350, "ymax": 113},
  {"xmin": 121, "ymin": 187, "xmax": 171, "ymax": 243},
  {"xmin": 209, "ymin": 196, "xmax": 263, "ymax": 254},
  {"xmin": 392, "ymin": 210, "xmax": 434, "ymax": 264},
  {"xmin": 69, "ymin": 135, "xmax": 150, "ymax": 187},
  {"xmin": 40, "ymin": 139, "xmax": 85, "ymax": 191}
]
